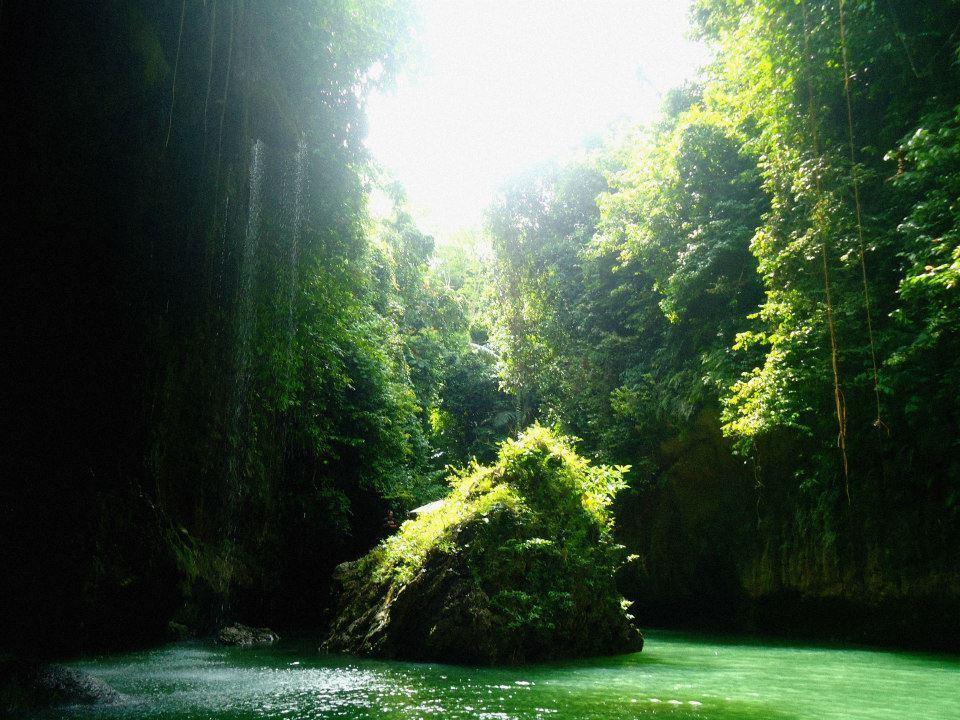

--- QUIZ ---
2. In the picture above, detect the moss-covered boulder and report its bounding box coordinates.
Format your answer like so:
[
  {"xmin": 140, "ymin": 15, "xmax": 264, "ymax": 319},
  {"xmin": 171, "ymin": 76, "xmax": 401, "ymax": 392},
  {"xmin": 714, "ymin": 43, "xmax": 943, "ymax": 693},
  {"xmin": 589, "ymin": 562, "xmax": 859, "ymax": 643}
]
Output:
[{"xmin": 322, "ymin": 425, "xmax": 643, "ymax": 664}]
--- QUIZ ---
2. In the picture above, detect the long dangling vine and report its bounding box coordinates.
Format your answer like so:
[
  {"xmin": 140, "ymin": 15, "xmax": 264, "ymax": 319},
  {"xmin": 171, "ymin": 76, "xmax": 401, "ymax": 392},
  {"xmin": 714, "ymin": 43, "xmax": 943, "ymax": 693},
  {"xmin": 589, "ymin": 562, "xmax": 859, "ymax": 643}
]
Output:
[
  {"xmin": 838, "ymin": 0, "xmax": 888, "ymax": 437},
  {"xmin": 802, "ymin": 0, "xmax": 851, "ymax": 500}
]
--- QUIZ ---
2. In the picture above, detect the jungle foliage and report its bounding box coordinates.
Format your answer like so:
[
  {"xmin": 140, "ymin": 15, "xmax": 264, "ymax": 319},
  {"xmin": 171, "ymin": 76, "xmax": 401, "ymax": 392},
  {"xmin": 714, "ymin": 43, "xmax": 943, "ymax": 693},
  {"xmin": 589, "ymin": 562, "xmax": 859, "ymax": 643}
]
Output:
[
  {"xmin": 487, "ymin": 0, "xmax": 960, "ymax": 645},
  {"xmin": 3, "ymin": 0, "xmax": 509, "ymax": 657},
  {"xmin": 6, "ymin": 0, "xmax": 960, "ymax": 659}
]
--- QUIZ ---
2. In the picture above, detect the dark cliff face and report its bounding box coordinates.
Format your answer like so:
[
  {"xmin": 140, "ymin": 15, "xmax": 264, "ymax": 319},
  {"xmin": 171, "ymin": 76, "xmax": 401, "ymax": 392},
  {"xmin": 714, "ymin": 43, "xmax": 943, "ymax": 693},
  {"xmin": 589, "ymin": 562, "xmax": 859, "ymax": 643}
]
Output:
[
  {"xmin": 4, "ymin": 0, "xmax": 183, "ymax": 658},
  {"xmin": 1, "ymin": 0, "xmax": 409, "ymax": 659},
  {"xmin": 614, "ymin": 411, "xmax": 960, "ymax": 652}
]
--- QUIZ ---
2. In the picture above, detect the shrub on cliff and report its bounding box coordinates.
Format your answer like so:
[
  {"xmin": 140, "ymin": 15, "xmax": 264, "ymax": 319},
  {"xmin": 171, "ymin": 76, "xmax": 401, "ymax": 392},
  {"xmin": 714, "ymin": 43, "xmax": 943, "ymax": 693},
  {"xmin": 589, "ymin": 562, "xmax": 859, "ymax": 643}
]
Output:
[{"xmin": 322, "ymin": 425, "xmax": 642, "ymax": 664}]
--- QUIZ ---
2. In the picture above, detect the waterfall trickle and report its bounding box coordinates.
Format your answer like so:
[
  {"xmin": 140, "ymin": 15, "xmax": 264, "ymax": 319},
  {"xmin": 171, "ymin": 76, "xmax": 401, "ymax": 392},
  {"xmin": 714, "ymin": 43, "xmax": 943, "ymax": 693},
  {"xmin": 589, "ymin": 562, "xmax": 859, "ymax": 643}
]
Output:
[
  {"xmin": 223, "ymin": 138, "xmax": 265, "ymax": 551},
  {"xmin": 274, "ymin": 137, "xmax": 307, "ymax": 457},
  {"xmin": 234, "ymin": 139, "xmax": 264, "ymax": 427},
  {"xmin": 287, "ymin": 137, "xmax": 307, "ymax": 370},
  {"xmin": 215, "ymin": 196, "xmax": 230, "ymax": 335}
]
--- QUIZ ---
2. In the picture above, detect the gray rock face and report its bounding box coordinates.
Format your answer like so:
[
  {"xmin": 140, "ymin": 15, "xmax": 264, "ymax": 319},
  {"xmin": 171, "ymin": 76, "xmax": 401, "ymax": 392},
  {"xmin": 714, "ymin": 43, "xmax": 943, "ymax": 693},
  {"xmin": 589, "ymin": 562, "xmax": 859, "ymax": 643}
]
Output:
[
  {"xmin": 322, "ymin": 545, "xmax": 493, "ymax": 664},
  {"xmin": 34, "ymin": 664, "xmax": 126, "ymax": 705},
  {"xmin": 216, "ymin": 623, "xmax": 279, "ymax": 647},
  {"xmin": 1, "ymin": 663, "xmax": 125, "ymax": 713}
]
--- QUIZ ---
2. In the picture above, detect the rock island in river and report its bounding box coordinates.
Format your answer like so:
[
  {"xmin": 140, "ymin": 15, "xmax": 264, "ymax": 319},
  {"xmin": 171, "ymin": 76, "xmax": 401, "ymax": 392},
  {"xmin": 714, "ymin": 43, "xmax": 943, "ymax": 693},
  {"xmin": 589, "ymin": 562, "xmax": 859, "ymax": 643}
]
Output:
[{"xmin": 323, "ymin": 425, "xmax": 643, "ymax": 664}]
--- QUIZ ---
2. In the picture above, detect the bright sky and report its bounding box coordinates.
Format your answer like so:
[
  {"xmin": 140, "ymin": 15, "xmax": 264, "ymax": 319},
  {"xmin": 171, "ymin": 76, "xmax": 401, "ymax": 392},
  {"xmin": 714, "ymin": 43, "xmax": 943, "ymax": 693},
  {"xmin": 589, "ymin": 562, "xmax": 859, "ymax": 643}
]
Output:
[{"xmin": 365, "ymin": 0, "xmax": 710, "ymax": 239}]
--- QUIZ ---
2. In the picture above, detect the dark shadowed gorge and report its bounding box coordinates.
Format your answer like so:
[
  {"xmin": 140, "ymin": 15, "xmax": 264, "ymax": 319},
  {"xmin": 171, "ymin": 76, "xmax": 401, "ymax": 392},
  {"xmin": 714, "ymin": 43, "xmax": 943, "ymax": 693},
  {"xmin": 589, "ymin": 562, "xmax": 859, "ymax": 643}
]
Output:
[{"xmin": 2, "ymin": 1, "xmax": 959, "ymax": 718}]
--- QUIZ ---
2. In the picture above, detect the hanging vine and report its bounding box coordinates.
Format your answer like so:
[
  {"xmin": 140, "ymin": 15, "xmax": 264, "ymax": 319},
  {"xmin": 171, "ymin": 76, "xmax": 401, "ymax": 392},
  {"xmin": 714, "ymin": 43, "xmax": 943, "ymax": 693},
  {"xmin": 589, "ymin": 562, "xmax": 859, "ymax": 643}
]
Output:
[
  {"xmin": 802, "ymin": 0, "xmax": 851, "ymax": 499},
  {"xmin": 881, "ymin": 0, "xmax": 921, "ymax": 79},
  {"xmin": 838, "ymin": 0, "xmax": 888, "ymax": 436}
]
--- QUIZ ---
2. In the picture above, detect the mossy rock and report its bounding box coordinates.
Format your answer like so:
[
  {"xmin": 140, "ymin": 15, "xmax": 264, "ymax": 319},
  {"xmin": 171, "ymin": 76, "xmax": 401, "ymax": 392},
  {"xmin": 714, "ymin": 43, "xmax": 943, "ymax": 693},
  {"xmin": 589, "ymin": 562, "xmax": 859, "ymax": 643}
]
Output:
[{"xmin": 322, "ymin": 425, "xmax": 643, "ymax": 664}]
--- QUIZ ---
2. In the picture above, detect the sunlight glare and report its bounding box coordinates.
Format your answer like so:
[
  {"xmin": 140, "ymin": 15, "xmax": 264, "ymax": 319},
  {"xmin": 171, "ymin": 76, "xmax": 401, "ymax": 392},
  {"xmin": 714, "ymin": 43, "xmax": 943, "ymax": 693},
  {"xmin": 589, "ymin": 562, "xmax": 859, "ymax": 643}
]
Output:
[{"xmin": 365, "ymin": 0, "xmax": 710, "ymax": 238}]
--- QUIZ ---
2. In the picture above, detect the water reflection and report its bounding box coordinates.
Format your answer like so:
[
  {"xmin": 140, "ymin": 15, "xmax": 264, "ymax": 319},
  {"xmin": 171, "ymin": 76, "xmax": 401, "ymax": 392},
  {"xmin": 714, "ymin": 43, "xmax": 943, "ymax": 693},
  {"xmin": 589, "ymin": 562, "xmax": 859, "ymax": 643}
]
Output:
[{"xmin": 31, "ymin": 632, "xmax": 960, "ymax": 720}]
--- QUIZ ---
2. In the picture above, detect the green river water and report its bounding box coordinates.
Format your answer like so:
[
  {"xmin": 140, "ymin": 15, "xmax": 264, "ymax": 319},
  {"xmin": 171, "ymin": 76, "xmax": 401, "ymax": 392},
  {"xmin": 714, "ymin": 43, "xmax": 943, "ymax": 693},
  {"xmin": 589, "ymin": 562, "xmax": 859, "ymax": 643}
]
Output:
[{"xmin": 31, "ymin": 632, "xmax": 960, "ymax": 719}]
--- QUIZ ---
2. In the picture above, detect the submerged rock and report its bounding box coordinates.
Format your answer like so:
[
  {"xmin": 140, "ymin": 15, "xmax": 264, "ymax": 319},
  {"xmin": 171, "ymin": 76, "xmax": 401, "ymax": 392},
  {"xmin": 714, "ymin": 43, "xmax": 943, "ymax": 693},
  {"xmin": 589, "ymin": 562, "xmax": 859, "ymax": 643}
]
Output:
[
  {"xmin": 216, "ymin": 623, "xmax": 279, "ymax": 647},
  {"xmin": 323, "ymin": 425, "xmax": 643, "ymax": 665},
  {"xmin": 0, "ymin": 662, "xmax": 125, "ymax": 712}
]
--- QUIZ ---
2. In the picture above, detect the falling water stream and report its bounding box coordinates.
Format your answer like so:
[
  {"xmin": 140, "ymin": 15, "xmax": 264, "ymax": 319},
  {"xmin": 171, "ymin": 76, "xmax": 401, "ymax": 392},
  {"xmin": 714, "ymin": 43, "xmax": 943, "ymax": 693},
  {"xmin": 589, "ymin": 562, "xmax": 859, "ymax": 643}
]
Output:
[
  {"xmin": 232, "ymin": 137, "xmax": 265, "ymax": 434},
  {"xmin": 28, "ymin": 631, "xmax": 960, "ymax": 719},
  {"xmin": 216, "ymin": 138, "xmax": 266, "ymax": 573},
  {"xmin": 287, "ymin": 136, "xmax": 306, "ymax": 349}
]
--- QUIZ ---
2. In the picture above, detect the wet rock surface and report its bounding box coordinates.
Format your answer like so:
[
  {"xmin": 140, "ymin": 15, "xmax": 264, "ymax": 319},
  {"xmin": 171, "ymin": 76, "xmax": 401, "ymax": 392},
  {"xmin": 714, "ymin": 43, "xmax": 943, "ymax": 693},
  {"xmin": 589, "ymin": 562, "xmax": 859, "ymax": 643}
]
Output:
[
  {"xmin": 0, "ymin": 662, "xmax": 126, "ymax": 713},
  {"xmin": 216, "ymin": 623, "xmax": 280, "ymax": 647}
]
